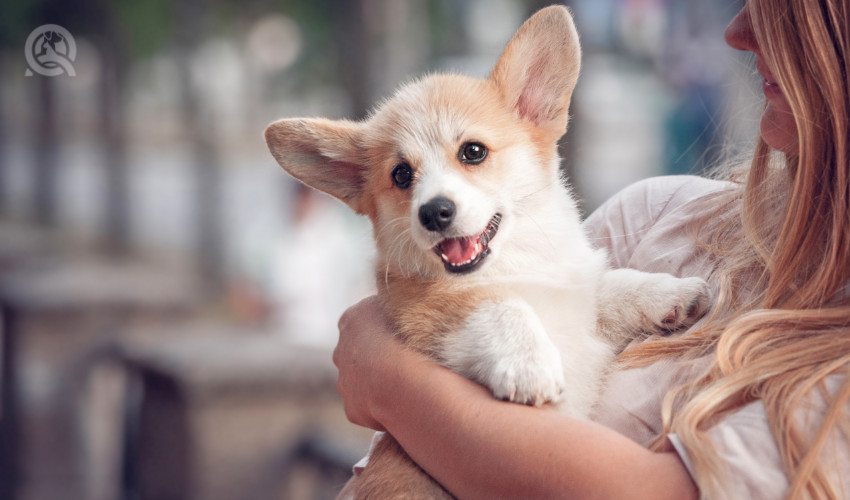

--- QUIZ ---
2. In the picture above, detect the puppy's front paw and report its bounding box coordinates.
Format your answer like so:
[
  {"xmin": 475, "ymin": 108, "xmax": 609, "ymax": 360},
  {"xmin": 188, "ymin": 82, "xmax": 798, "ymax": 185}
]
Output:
[
  {"xmin": 647, "ymin": 276, "xmax": 711, "ymax": 333},
  {"xmin": 444, "ymin": 298, "xmax": 566, "ymax": 407},
  {"xmin": 487, "ymin": 344, "xmax": 566, "ymax": 407}
]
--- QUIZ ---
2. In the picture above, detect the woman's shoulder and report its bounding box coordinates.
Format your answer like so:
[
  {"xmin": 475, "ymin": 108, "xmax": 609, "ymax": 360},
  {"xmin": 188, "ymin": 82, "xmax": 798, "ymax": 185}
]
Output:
[
  {"xmin": 589, "ymin": 175, "xmax": 734, "ymax": 223},
  {"xmin": 584, "ymin": 175, "xmax": 736, "ymax": 271}
]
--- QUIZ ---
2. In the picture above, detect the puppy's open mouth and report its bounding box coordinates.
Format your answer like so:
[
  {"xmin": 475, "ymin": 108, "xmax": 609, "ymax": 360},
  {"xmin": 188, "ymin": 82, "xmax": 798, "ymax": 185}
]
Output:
[{"xmin": 433, "ymin": 214, "xmax": 502, "ymax": 274}]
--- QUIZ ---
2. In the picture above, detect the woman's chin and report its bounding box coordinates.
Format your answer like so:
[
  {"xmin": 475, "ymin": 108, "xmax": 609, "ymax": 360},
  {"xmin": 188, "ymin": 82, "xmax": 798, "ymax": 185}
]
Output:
[{"xmin": 760, "ymin": 102, "xmax": 798, "ymax": 154}]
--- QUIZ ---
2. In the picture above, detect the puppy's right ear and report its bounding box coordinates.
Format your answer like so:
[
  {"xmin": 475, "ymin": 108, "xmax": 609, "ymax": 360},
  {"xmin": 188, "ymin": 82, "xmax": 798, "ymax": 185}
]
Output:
[
  {"xmin": 489, "ymin": 6, "xmax": 581, "ymax": 141},
  {"xmin": 265, "ymin": 118, "xmax": 368, "ymax": 214}
]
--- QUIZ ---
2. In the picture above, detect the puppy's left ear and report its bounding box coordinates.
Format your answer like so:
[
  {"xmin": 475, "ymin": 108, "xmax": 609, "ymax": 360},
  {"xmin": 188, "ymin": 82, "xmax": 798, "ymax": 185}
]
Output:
[
  {"xmin": 265, "ymin": 118, "xmax": 369, "ymax": 214},
  {"xmin": 489, "ymin": 6, "xmax": 581, "ymax": 140}
]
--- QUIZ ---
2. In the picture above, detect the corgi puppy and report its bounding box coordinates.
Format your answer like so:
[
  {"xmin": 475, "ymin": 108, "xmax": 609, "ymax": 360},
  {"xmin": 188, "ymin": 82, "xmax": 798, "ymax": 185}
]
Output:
[{"xmin": 265, "ymin": 6, "xmax": 709, "ymax": 498}]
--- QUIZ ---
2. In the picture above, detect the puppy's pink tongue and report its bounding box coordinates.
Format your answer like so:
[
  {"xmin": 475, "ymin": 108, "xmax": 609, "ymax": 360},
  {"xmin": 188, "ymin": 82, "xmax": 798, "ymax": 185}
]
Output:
[{"xmin": 439, "ymin": 236, "xmax": 480, "ymax": 264}]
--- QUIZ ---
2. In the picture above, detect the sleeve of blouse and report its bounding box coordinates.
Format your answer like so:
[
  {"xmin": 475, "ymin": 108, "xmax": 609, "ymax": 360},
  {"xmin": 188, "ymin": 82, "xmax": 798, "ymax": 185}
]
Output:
[
  {"xmin": 667, "ymin": 375, "xmax": 850, "ymax": 499},
  {"xmin": 582, "ymin": 175, "xmax": 709, "ymax": 268}
]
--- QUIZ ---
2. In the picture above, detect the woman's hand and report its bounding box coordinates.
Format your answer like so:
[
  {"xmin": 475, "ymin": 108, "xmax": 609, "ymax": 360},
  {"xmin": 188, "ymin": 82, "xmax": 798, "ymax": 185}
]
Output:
[
  {"xmin": 334, "ymin": 295, "xmax": 410, "ymax": 430},
  {"xmin": 334, "ymin": 298, "xmax": 698, "ymax": 500}
]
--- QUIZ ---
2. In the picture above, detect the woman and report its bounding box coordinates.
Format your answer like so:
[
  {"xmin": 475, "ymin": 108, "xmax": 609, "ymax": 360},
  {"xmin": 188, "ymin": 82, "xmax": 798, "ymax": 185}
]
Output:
[{"xmin": 334, "ymin": 0, "xmax": 850, "ymax": 498}]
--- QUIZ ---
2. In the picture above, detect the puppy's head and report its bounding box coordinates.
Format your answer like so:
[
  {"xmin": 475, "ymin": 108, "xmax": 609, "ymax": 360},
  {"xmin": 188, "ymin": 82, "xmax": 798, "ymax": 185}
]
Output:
[{"xmin": 265, "ymin": 6, "xmax": 581, "ymax": 279}]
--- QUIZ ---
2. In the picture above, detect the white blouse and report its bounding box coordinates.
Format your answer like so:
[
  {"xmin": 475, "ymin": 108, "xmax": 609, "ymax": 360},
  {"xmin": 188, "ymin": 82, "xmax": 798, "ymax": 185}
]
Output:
[{"xmin": 585, "ymin": 175, "xmax": 849, "ymax": 499}]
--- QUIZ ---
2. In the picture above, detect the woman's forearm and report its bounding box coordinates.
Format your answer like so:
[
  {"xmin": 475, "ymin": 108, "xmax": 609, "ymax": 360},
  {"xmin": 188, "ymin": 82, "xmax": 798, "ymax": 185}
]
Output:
[{"xmin": 374, "ymin": 350, "xmax": 698, "ymax": 500}]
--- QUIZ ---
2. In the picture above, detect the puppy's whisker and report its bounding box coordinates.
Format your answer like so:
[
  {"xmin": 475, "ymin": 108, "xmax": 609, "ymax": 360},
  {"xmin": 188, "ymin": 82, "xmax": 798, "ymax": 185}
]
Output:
[
  {"xmin": 378, "ymin": 217, "xmax": 428, "ymax": 279},
  {"xmin": 514, "ymin": 206, "xmax": 560, "ymax": 257},
  {"xmin": 586, "ymin": 230, "xmax": 650, "ymax": 242}
]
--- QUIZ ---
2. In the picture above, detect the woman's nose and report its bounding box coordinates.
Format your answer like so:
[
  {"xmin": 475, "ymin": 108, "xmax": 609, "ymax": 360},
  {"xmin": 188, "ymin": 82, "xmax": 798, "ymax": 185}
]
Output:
[{"xmin": 725, "ymin": 6, "xmax": 758, "ymax": 52}]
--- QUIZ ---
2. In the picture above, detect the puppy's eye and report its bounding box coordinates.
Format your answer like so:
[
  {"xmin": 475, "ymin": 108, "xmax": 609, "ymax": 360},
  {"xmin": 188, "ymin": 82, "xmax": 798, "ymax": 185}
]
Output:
[
  {"xmin": 459, "ymin": 142, "xmax": 488, "ymax": 164},
  {"xmin": 391, "ymin": 163, "xmax": 413, "ymax": 189}
]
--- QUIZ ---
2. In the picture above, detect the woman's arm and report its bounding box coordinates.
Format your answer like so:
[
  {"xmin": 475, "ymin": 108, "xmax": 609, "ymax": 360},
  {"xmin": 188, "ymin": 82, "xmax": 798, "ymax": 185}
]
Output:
[{"xmin": 335, "ymin": 297, "xmax": 698, "ymax": 500}]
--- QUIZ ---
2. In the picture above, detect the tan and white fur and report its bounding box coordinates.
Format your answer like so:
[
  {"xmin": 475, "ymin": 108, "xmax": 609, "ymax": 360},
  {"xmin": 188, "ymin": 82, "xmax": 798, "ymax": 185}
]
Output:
[{"xmin": 265, "ymin": 6, "xmax": 709, "ymax": 499}]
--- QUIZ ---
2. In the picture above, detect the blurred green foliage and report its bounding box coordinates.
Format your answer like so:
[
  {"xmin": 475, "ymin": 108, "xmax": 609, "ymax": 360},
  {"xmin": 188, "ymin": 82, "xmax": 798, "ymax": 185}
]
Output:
[
  {"xmin": 1, "ymin": 0, "xmax": 543, "ymax": 101},
  {"xmin": 111, "ymin": 0, "xmax": 173, "ymax": 56},
  {"xmin": 0, "ymin": 0, "xmax": 41, "ymax": 46}
]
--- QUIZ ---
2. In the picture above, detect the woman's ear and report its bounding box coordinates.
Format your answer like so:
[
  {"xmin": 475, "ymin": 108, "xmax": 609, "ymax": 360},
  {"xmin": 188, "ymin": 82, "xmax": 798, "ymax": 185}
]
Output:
[
  {"xmin": 264, "ymin": 118, "xmax": 368, "ymax": 214},
  {"xmin": 488, "ymin": 5, "xmax": 581, "ymax": 141}
]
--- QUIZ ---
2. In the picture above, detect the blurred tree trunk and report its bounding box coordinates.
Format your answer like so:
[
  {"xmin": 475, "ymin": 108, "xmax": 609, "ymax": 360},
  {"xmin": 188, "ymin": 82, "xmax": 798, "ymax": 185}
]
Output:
[
  {"xmin": 0, "ymin": 59, "xmax": 6, "ymax": 213},
  {"xmin": 372, "ymin": 0, "xmax": 430, "ymax": 98},
  {"xmin": 33, "ymin": 71, "xmax": 58, "ymax": 226},
  {"xmin": 98, "ymin": 24, "xmax": 131, "ymax": 254},
  {"xmin": 330, "ymin": 0, "xmax": 371, "ymax": 119},
  {"xmin": 175, "ymin": 0, "xmax": 224, "ymax": 296}
]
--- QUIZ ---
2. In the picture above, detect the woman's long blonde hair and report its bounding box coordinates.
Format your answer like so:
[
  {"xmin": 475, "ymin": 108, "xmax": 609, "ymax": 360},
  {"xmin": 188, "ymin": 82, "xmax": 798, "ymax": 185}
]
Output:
[{"xmin": 621, "ymin": 0, "xmax": 850, "ymax": 497}]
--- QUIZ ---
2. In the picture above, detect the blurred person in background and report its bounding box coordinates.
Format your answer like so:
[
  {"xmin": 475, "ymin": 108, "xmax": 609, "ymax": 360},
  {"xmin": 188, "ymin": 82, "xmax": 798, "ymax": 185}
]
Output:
[
  {"xmin": 333, "ymin": 0, "xmax": 850, "ymax": 498},
  {"xmin": 272, "ymin": 183, "xmax": 373, "ymax": 348}
]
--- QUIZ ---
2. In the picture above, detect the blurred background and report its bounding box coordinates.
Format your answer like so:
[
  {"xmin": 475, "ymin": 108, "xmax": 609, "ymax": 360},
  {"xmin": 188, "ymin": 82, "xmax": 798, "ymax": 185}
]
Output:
[{"xmin": 0, "ymin": 0, "xmax": 759, "ymax": 499}]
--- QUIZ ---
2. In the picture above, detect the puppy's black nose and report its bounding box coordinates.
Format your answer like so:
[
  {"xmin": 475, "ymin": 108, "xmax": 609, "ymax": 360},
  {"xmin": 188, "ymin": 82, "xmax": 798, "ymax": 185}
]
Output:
[{"xmin": 419, "ymin": 197, "xmax": 455, "ymax": 232}]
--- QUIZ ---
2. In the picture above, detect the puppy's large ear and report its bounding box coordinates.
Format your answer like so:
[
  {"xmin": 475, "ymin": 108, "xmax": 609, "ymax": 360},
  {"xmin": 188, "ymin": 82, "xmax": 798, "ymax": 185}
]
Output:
[
  {"xmin": 489, "ymin": 6, "xmax": 581, "ymax": 140},
  {"xmin": 265, "ymin": 118, "xmax": 368, "ymax": 214}
]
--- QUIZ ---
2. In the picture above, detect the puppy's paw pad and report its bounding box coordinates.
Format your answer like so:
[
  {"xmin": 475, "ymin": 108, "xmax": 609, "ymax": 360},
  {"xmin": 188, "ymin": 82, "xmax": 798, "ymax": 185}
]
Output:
[
  {"xmin": 651, "ymin": 277, "xmax": 711, "ymax": 332},
  {"xmin": 488, "ymin": 353, "xmax": 565, "ymax": 407}
]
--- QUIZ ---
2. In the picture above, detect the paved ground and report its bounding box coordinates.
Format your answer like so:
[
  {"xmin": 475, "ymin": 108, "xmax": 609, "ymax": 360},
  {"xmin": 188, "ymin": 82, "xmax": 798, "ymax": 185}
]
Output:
[{"xmin": 0, "ymin": 220, "xmax": 371, "ymax": 500}]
